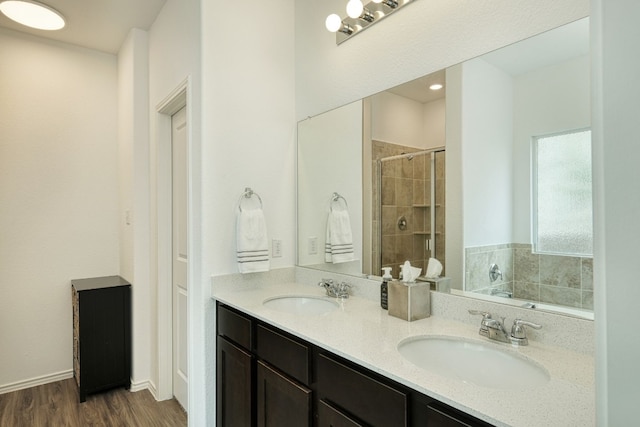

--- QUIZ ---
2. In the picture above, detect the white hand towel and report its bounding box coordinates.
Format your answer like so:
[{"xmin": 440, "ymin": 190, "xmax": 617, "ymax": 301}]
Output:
[
  {"xmin": 325, "ymin": 209, "xmax": 355, "ymax": 264},
  {"xmin": 236, "ymin": 208, "xmax": 270, "ymax": 273},
  {"xmin": 425, "ymin": 257, "xmax": 443, "ymax": 278}
]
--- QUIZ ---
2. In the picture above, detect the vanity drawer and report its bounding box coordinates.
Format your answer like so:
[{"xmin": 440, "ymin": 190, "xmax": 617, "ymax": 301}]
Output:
[
  {"xmin": 317, "ymin": 353, "xmax": 408, "ymax": 427},
  {"xmin": 426, "ymin": 404, "xmax": 493, "ymax": 427},
  {"xmin": 217, "ymin": 304, "xmax": 252, "ymax": 350},
  {"xmin": 256, "ymin": 324, "xmax": 310, "ymax": 385}
]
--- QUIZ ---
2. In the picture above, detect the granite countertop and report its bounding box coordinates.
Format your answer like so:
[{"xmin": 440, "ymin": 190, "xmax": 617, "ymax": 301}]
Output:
[{"xmin": 212, "ymin": 281, "xmax": 595, "ymax": 427}]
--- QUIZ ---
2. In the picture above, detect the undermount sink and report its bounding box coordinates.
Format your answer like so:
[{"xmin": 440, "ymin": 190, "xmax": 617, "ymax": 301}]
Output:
[
  {"xmin": 397, "ymin": 335, "xmax": 550, "ymax": 390},
  {"xmin": 262, "ymin": 295, "xmax": 339, "ymax": 315}
]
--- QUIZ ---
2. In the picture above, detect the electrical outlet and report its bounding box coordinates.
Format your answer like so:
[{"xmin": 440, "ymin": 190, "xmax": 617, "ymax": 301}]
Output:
[
  {"xmin": 308, "ymin": 237, "xmax": 318, "ymax": 255},
  {"xmin": 272, "ymin": 239, "xmax": 283, "ymax": 258}
]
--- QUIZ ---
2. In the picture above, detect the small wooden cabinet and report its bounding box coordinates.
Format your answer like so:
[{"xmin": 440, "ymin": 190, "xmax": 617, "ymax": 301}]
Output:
[{"xmin": 72, "ymin": 276, "xmax": 131, "ymax": 402}]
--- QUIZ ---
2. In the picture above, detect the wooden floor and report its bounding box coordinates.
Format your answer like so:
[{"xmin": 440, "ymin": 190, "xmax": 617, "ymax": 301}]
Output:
[{"xmin": 0, "ymin": 378, "xmax": 187, "ymax": 426}]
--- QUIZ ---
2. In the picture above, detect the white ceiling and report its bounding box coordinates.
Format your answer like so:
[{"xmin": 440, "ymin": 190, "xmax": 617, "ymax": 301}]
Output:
[
  {"xmin": 386, "ymin": 69, "xmax": 446, "ymax": 104},
  {"xmin": 0, "ymin": 0, "xmax": 167, "ymax": 54}
]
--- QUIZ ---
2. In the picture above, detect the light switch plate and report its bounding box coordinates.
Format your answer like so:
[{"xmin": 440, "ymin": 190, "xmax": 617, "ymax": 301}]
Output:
[{"xmin": 272, "ymin": 239, "xmax": 282, "ymax": 258}]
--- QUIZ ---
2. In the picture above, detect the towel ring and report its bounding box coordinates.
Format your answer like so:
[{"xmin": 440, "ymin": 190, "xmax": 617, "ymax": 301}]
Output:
[
  {"xmin": 239, "ymin": 187, "xmax": 263, "ymax": 212},
  {"xmin": 330, "ymin": 192, "xmax": 348, "ymax": 211}
]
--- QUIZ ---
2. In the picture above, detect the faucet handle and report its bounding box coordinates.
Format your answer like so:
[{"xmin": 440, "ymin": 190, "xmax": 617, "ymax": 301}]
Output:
[
  {"xmin": 318, "ymin": 278, "xmax": 333, "ymax": 287},
  {"xmin": 510, "ymin": 318, "xmax": 542, "ymax": 345}
]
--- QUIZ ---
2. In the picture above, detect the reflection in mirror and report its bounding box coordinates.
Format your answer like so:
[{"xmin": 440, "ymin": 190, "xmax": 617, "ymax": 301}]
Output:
[
  {"xmin": 297, "ymin": 101, "xmax": 364, "ymax": 276},
  {"xmin": 296, "ymin": 18, "xmax": 592, "ymax": 317},
  {"xmin": 449, "ymin": 18, "xmax": 592, "ymax": 313}
]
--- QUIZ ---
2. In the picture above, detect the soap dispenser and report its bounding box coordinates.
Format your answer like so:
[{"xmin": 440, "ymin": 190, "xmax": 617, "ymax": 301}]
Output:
[{"xmin": 381, "ymin": 267, "xmax": 392, "ymax": 310}]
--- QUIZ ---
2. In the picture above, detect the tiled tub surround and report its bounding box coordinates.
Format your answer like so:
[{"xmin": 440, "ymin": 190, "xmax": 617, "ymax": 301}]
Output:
[
  {"xmin": 211, "ymin": 267, "xmax": 594, "ymax": 427},
  {"xmin": 465, "ymin": 244, "xmax": 593, "ymax": 310}
]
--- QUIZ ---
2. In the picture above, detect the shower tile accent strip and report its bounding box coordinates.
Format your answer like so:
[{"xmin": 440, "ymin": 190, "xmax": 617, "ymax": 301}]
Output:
[{"xmin": 465, "ymin": 243, "xmax": 593, "ymax": 310}]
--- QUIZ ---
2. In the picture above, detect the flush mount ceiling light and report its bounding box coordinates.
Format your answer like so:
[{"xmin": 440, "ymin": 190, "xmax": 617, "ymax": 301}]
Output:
[
  {"xmin": 326, "ymin": 0, "xmax": 416, "ymax": 45},
  {"xmin": 429, "ymin": 83, "xmax": 443, "ymax": 91},
  {"xmin": 0, "ymin": 0, "xmax": 65, "ymax": 31}
]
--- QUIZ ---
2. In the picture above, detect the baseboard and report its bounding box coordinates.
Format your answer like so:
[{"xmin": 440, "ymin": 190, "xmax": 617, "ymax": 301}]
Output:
[
  {"xmin": 1, "ymin": 372, "xmax": 162, "ymax": 401},
  {"xmin": 0, "ymin": 369, "xmax": 74, "ymax": 395},
  {"xmin": 129, "ymin": 379, "xmax": 159, "ymax": 398},
  {"xmin": 129, "ymin": 379, "xmax": 150, "ymax": 393}
]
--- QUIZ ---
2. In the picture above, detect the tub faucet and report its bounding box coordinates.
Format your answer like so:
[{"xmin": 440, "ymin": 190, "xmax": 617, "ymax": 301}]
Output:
[{"xmin": 318, "ymin": 278, "xmax": 352, "ymax": 299}]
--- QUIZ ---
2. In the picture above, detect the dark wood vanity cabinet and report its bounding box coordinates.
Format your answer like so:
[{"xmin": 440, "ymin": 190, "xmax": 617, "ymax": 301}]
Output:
[
  {"xmin": 215, "ymin": 302, "xmax": 494, "ymax": 427},
  {"xmin": 256, "ymin": 360, "xmax": 312, "ymax": 426},
  {"xmin": 216, "ymin": 336, "xmax": 254, "ymax": 427},
  {"xmin": 216, "ymin": 304, "xmax": 312, "ymax": 427},
  {"xmin": 317, "ymin": 353, "xmax": 408, "ymax": 427},
  {"xmin": 71, "ymin": 276, "xmax": 131, "ymax": 403}
]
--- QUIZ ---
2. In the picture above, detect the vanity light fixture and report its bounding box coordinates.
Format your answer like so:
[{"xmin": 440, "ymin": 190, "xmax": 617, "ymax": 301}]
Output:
[
  {"xmin": 326, "ymin": 0, "xmax": 417, "ymax": 45},
  {"xmin": 325, "ymin": 13, "xmax": 354, "ymax": 35},
  {"xmin": 0, "ymin": 0, "xmax": 65, "ymax": 30}
]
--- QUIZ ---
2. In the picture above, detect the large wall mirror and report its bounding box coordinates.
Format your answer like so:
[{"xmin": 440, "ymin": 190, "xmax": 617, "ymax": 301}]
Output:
[{"xmin": 297, "ymin": 17, "xmax": 592, "ymax": 318}]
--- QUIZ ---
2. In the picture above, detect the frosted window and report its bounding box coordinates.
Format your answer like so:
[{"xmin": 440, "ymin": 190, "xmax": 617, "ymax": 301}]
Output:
[{"xmin": 533, "ymin": 130, "xmax": 592, "ymax": 256}]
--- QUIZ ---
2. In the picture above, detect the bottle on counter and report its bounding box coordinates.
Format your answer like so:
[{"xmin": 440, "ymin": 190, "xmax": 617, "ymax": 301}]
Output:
[{"xmin": 381, "ymin": 267, "xmax": 392, "ymax": 310}]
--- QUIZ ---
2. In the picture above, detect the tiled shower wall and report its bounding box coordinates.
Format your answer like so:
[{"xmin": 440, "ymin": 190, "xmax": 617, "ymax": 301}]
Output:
[
  {"xmin": 465, "ymin": 243, "xmax": 593, "ymax": 310},
  {"xmin": 372, "ymin": 140, "xmax": 446, "ymax": 277}
]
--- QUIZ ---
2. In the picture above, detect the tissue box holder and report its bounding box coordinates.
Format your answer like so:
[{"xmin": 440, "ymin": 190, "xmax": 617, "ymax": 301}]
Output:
[{"xmin": 388, "ymin": 281, "xmax": 431, "ymax": 321}]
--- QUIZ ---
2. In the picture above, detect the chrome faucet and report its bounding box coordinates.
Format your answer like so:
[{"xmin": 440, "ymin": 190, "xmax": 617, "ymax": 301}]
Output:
[
  {"xmin": 318, "ymin": 278, "xmax": 352, "ymax": 299},
  {"xmin": 469, "ymin": 310, "xmax": 510, "ymax": 343},
  {"xmin": 509, "ymin": 319, "xmax": 543, "ymax": 346},
  {"xmin": 469, "ymin": 310, "xmax": 542, "ymax": 346}
]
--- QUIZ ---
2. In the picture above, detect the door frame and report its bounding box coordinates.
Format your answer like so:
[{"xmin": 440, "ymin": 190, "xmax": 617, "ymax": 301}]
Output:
[{"xmin": 155, "ymin": 78, "xmax": 190, "ymax": 402}]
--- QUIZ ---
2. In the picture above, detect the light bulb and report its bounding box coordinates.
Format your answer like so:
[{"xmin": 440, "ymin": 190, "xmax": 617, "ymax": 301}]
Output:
[
  {"xmin": 325, "ymin": 14, "xmax": 342, "ymax": 33},
  {"xmin": 346, "ymin": 0, "xmax": 364, "ymax": 19}
]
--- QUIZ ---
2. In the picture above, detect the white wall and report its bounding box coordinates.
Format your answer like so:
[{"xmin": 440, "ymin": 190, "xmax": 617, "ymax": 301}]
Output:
[
  {"xmin": 0, "ymin": 28, "xmax": 119, "ymax": 389},
  {"xmin": 295, "ymin": 0, "xmax": 589, "ymax": 120},
  {"xmin": 147, "ymin": 0, "xmax": 201, "ymax": 418},
  {"xmin": 201, "ymin": 0, "xmax": 295, "ymax": 425},
  {"xmin": 371, "ymin": 91, "xmax": 425, "ymax": 148},
  {"xmin": 512, "ymin": 54, "xmax": 591, "ymax": 242},
  {"xmin": 592, "ymin": 0, "xmax": 640, "ymax": 424},
  {"xmin": 458, "ymin": 58, "xmax": 514, "ymax": 247},
  {"xmin": 423, "ymin": 98, "xmax": 446, "ymax": 149},
  {"xmin": 117, "ymin": 28, "xmax": 151, "ymax": 390},
  {"xmin": 370, "ymin": 92, "xmax": 445, "ymax": 150},
  {"xmin": 298, "ymin": 101, "xmax": 363, "ymax": 273}
]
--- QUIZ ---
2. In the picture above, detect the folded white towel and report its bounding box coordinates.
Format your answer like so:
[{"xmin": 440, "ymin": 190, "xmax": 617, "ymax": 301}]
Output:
[
  {"xmin": 425, "ymin": 257, "xmax": 443, "ymax": 278},
  {"xmin": 325, "ymin": 209, "xmax": 355, "ymax": 264},
  {"xmin": 236, "ymin": 208, "xmax": 270, "ymax": 273}
]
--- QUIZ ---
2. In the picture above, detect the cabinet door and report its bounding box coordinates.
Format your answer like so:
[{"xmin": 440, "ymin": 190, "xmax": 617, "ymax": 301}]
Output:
[
  {"xmin": 217, "ymin": 336, "xmax": 253, "ymax": 427},
  {"xmin": 80, "ymin": 287, "xmax": 129, "ymax": 393},
  {"xmin": 256, "ymin": 361, "xmax": 312, "ymax": 427},
  {"xmin": 318, "ymin": 400, "xmax": 364, "ymax": 427}
]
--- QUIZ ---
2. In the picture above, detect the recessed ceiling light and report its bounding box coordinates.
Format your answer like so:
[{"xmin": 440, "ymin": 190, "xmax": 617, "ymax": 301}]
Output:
[
  {"xmin": 0, "ymin": 0, "xmax": 65, "ymax": 31},
  {"xmin": 429, "ymin": 83, "xmax": 444, "ymax": 91}
]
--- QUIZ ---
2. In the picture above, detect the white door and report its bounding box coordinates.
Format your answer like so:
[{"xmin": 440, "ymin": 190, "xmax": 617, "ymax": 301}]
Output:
[{"xmin": 172, "ymin": 106, "xmax": 188, "ymax": 409}]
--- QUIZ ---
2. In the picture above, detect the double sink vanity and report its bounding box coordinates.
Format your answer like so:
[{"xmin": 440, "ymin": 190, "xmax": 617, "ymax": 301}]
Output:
[{"xmin": 212, "ymin": 269, "xmax": 594, "ymax": 427}]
